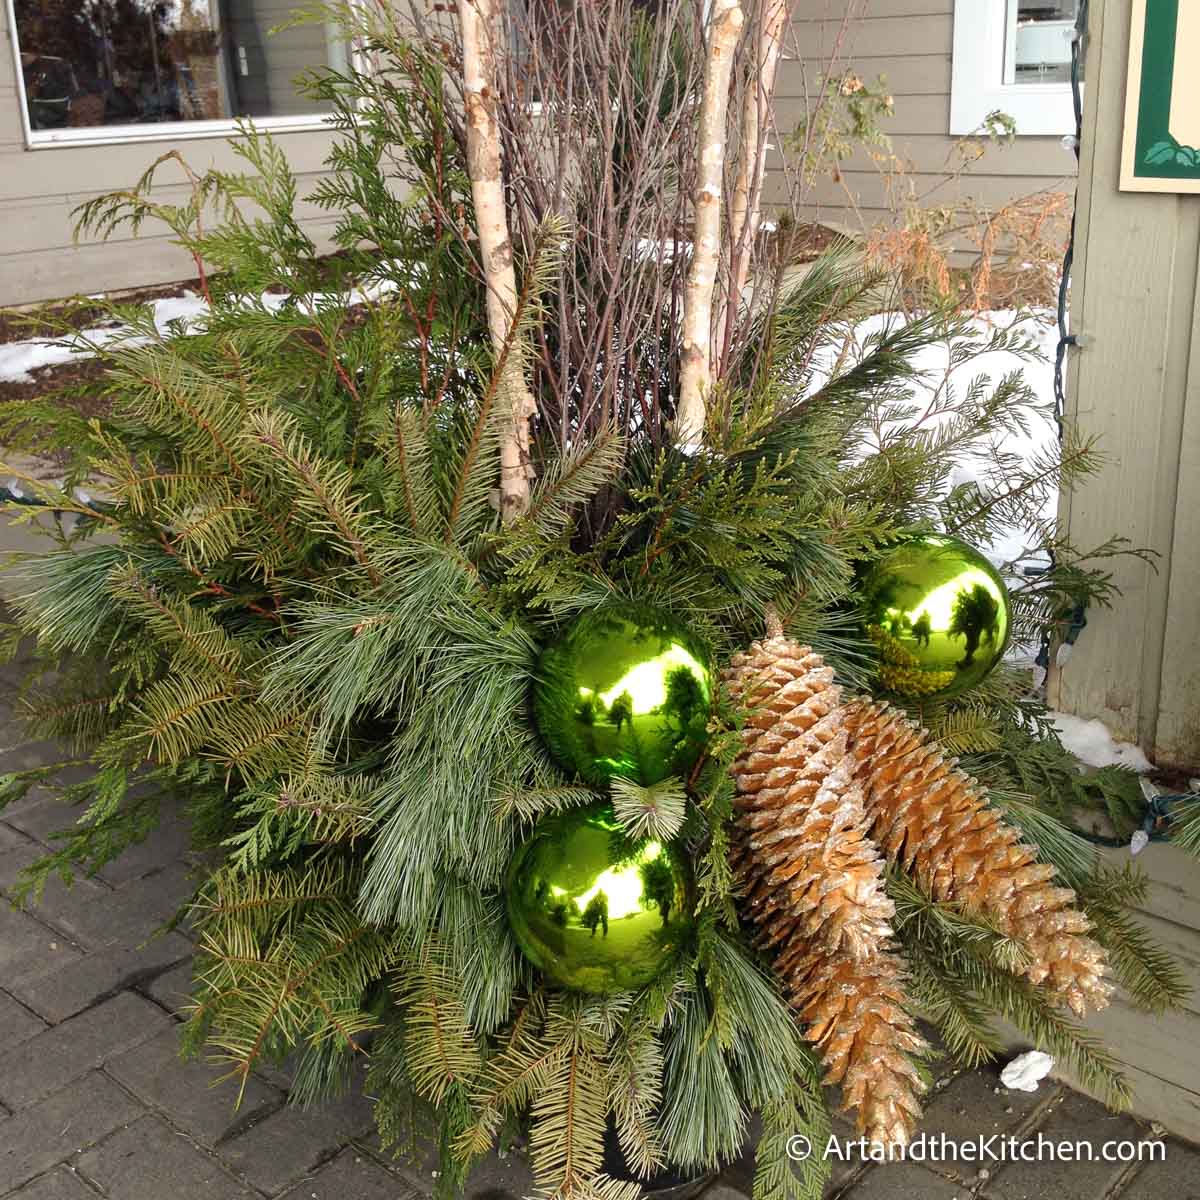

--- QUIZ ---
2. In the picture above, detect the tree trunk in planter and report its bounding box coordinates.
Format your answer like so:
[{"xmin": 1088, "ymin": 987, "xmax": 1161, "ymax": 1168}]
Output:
[{"xmin": 459, "ymin": 0, "xmax": 537, "ymax": 520}]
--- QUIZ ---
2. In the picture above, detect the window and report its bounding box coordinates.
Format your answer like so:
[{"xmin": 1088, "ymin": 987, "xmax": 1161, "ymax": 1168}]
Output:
[
  {"xmin": 10, "ymin": 0, "xmax": 347, "ymax": 147},
  {"xmin": 950, "ymin": 0, "xmax": 1081, "ymax": 136},
  {"xmin": 1008, "ymin": 1, "xmax": 1078, "ymax": 84}
]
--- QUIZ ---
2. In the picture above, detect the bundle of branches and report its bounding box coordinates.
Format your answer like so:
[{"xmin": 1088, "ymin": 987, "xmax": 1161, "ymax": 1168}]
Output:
[{"xmin": 0, "ymin": 3, "xmax": 1187, "ymax": 1200}]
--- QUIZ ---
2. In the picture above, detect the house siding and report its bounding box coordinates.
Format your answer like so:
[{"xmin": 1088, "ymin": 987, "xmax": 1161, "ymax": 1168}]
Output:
[
  {"xmin": 771, "ymin": 1, "xmax": 1078, "ymax": 243},
  {"xmin": 0, "ymin": 4, "xmax": 340, "ymax": 307},
  {"xmin": 1, "ymin": 1, "xmax": 1082, "ymax": 306},
  {"xmin": 1060, "ymin": 0, "xmax": 1200, "ymax": 772}
]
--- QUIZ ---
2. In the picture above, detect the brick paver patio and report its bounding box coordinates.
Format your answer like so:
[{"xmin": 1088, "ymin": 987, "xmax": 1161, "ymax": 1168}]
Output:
[{"xmin": 2, "ymin": 650, "xmax": 1198, "ymax": 1200}]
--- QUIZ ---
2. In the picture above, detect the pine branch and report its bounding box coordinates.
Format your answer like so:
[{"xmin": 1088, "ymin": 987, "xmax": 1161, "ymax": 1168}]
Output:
[{"xmin": 610, "ymin": 776, "xmax": 688, "ymax": 841}]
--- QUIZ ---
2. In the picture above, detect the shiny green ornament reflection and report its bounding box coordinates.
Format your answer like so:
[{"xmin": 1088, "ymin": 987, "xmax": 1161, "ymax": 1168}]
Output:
[
  {"xmin": 533, "ymin": 607, "xmax": 713, "ymax": 788},
  {"xmin": 860, "ymin": 534, "xmax": 1011, "ymax": 699},
  {"xmin": 505, "ymin": 801, "xmax": 692, "ymax": 993}
]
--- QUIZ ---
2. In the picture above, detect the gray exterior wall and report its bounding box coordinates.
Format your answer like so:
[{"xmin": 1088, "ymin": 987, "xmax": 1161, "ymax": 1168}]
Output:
[
  {"xmin": 1061, "ymin": 0, "xmax": 1200, "ymax": 771},
  {"xmin": 0, "ymin": 3, "xmax": 340, "ymax": 307},
  {"xmin": 770, "ymin": 0, "xmax": 1077, "ymax": 242},
  {"xmin": 1, "ymin": 0, "xmax": 1083, "ymax": 307}
]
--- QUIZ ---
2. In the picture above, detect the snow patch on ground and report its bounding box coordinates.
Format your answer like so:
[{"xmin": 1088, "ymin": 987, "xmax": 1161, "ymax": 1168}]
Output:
[
  {"xmin": 0, "ymin": 276, "xmax": 413, "ymax": 385},
  {"xmin": 0, "ymin": 337, "xmax": 101, "ymax": 383},
  {"xmin": 148, "ymin": 292, "xmax": 210, "ymax": 330},
  {"xmin": 1049, "ymin": 711, "xmax": 1154, "ymax": 773},
  {"xmin": 0, "ymin": 291, "xmax": 210, "ymax": 383}
]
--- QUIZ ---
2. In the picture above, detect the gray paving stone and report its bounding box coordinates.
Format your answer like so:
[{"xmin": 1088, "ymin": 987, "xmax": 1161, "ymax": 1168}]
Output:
[
  {"xmin": 277, "ymin": 1150, "xmax": 419, "ymax": 1200},
  {"xmin": 0, "ymin": 837, "xmax": 43, "ymax": 891},
  {"xmin": 0, "ymin": 735, "xmax": 65, "ymax": 776},
  {"xmin": 140, "ymin": 959, "xmax": 195, "ymax": 1016},
  {"xmin": 97, "ymin": 801, "xmax": 192, "ymax": 886},
  {"xmin": 841, "ymin": 1161, "xmax": 963, "ymax": 1199},
  {"xmin": 982, "ymin": 1089, "xmax": 1144, "ymax": 1200},
  {"xmin": 372, "ymin": 1133, "xmax": 535, "ymax": 1199},
  {"xmin": 0, "ymin": 1071, "xmax": 142, "ymax": 1194},
  {"xmin": 916, "ymin": 1069, "xmax": 1057, "ymax": 1181},
  {"xmin": 0, "ymin": 819, "xmax": 32, "ymax": 850},
  {"xmin": 14, "ymin": 871, "xmax": 113, "ymax": 948},
  {"xmin": 4, "ymin": 794, "xmax": 81, "ymax": 847},
  {"xmin": 7, "ymin": 1167, "xmax": 100, "ymax": 1200},
  {"xmin": 105, "ymin": 1024, "xmax": 283, "ymax": 1146},
  {"xmin": 0, "ymin": 991, "xmax": 171, "ymax": 1110},
  {"xmin": 373, "ymin": 1129, "xmax": 542, "ymax": 1199},
  {"xmin": 1115, "ymin": 1139, "xmax": 1200, "ymax": 1200},
  {"xmin": 218, "ymin": 1093, "xmax": 377, "ymax": 1195},
  {"xmin": 250, "ymin": 1050, "xmax": 299, "ymax": 1093},
  {"xmin": 76, "ymin": 1114, "xmax": 254, "ymax": 1200},
  {"xmin": 8, "ymin": 931, "xmax": 193, "ymax": 1022},
  {"xmin": 0, "ymin": 990, "xmax": 47, "ymax": 1048},
  {"xmin": 27, "ymin": 861, "xmax": 196, "ymax": 952},
  {"xmin": 921, "ymin": 1068, "xmax": 1052, "ymax": 1144},
  {"xmin": 0, "ymin": 903, "xmax": 82, "ymax": 982},
  {"xmin": 462, "ymin": 1147, "xmax": 537, "ymax": 1199}
]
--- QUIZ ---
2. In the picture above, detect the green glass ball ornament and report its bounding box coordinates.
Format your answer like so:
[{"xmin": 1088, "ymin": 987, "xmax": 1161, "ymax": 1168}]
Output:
[
  {"xmin": 505, "ymin": 801, "xmax": 692, "ymax": 993},
  {"xmin": 533, "ymin": 607, "xmax": 713, "ymax": 788},
  {"xmin": 859, "ymin": 533, "xmax": 1011, "ymax": 699}
]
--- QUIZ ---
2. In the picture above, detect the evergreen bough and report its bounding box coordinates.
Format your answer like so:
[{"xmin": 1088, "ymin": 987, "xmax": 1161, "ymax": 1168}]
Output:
[{"xmin": 0, "ymin": 7, "xmax": 1189, "ymax": 1199}]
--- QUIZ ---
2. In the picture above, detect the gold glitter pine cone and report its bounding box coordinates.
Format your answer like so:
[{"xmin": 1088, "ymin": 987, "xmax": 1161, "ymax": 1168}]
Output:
[
  {"xmin": 725, "ymin": 633, "xmax": 928, "ymax": 1147},
  {"xmin": 723, "ymin": 621, "xmax": 1110, "ymax": 1146},
  {"xmin": 843, "ymin": 699, "xmax": 1110, "ymax": 1017}
]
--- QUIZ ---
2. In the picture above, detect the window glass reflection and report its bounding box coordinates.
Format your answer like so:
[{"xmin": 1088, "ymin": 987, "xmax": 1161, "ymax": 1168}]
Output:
[
  {"xmin": 15, "ymin": 0, "xmax": 340, "ymax": 132},
  {"xmin": 1010, "ymin": 0, "xmax": 1081, "ymax": 85}
]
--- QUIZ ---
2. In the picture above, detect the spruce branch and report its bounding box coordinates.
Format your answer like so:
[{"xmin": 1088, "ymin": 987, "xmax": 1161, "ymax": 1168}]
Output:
[
  {"xmin": 394, "ymin": 941, "xmax": 484, "ymax": 1108},
  {"xmin": 607, "ymin": 1021, "xmax": 666, "ymax": 1179},
  {"xmin": 1078, "ymin": 867, "xmax": 1191, "ymax": 1014},
  {"xmin": 528, "ymin": 995, "xmax": 613, "ymax": 1200},
  {"xmin": 245, "ymin": 409, "xmax": 383, "ymax": 586}
]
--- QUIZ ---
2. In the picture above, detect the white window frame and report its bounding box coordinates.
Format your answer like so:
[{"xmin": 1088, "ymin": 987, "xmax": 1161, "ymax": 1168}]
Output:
[
  {"xmin": 5, "ymin": 0, "xmax": 346, "ymax": 151},
  {"xmin": 950, "ymin": 0, "xmax": 1078, "ymax": 136}
]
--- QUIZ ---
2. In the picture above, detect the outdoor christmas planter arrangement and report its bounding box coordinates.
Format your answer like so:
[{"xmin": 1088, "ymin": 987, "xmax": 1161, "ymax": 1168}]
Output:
[{"xmin": 0, "ymin": 2, "xmax": 1191, "ymax": 1199}]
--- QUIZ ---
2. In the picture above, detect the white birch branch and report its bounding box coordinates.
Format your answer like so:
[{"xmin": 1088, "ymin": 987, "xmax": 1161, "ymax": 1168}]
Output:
[
  {"xmin": 675, "ymin": 0, "xmax": 745, "ymax": 449},
  {"xmin": 727, "ymin": 0, "xmax": 790, "ymax": 320},
  {"xmin": 459, "ymin": 0, "xmax": 536, "ymax": 519}
]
